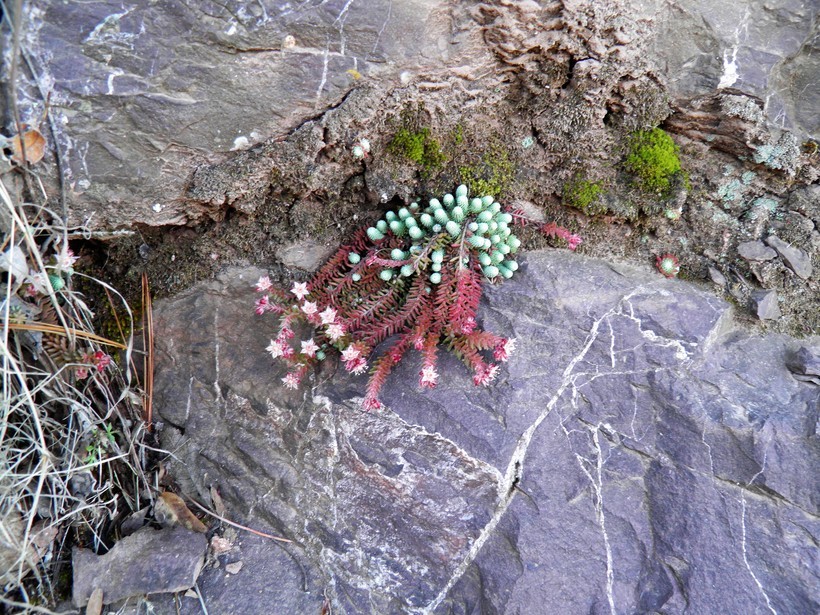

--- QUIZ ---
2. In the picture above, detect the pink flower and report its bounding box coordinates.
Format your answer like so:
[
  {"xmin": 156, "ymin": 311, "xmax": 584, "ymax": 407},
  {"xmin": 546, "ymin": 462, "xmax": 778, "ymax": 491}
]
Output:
[
  {"xmin": 281, "ymin": 344, "xmax": 296, "ymax": 359},
  {"xmin": 461, "ymin": 317, "xmax": 477, "ymax": 334},
  {"xmin": 319, "ymin": 306, "xmax": 337, "ymax": 325},
  {"xmin": 282, "ymin": 373, "xmax": 300, "ymax": 389},
  {"xmin": 326, "ymin": 322, "xmax": 345, "ymax": 341},
  {"xmin": 266, "ymin": 339, "xmax": 285, "ymax": 358},
  {"xmin": 81, "ymin": 350, "xmax": 112, "ymax": 372},
  {"xmin": 255, "ymin": 276, "xmax": 273, "ymax": 292},
  {"xmin": 361, "ymin": 396, "xmax": 382, "ymax": 411},
  {"xmin": 278, "ymin": 326, "xmax": 295, "ymax": 340},
  {"xmin": 419, "ymin": 365, "xmax": 438, "ymax": 388},
  {"xmin": 255, "ymin": 295, "xmax": 270, "ymax": 315},
  {"xmin": 346, "ymin": 357, "xmax": 368, "ymax": 375},
  {"xmin": 93, "ymin": 351, "xmax": 112, "ymax": 371},
  {"xmin": 493, "ymin": 338, "xmax": 516, "ymax": 362},
  {"xmin": 567, "ymin": 234, "xmax": 582, "ymax": 251},
  {"xmin": 412, "ymin": 335, "xmax": 425, "ymax": 351},
  {"xmin": 76, "ymin": 367, "xmax": 89, "ymax": 380},
  {"xmin": 341, "ymin": 346, "xmax": 361, "ymax": 362},
  {"xmin": 301, "ymin": 301, "xmax": 318, "ymax": 316},
  {"xmin": 300, "ymin": 338, "xmax": 320, "ymax": 358},
  {"xmin": 57, "ymin": 247, "xmax": 79, "ymax": 270},
  {"xmin": 290, "ymin": 281, "xmax": 309, "ymax": 300},
  {"xmin": 473, "ymin": 364, "xmax": 500, "ymax": 387}
]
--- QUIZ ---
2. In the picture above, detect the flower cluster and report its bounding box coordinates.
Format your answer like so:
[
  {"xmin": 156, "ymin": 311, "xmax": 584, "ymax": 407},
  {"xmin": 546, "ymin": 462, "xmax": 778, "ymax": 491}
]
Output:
[
  {"xmin": 76, "ymin": 349, "xmax": 112, "ymax": 380},
  {"xmin": 255, "ymin": 185, "xmax": 579, "ymax": 409}
]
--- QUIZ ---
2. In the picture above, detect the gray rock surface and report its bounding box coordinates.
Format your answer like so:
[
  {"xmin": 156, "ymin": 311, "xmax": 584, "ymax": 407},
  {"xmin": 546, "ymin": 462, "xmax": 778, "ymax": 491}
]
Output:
[
  {"xmin": 654, "ymin": 0, "xmax": 818, "ymax": 137},
  {"xmin": 149, "ymin": 533, "xmax": 324, "ymax": 615},
  {"xmin": 9, "ymin": 0, "xmax": 816, "ymax": 231},
  {"xmin": 153, "ymin": 253, "xmax": 819, "ymax": 614},
  {"xmin": 738, "ymin": 240, "xmax": 777, "ymax": 261},
  {"xmin": 72, "ymin": 526, "xmax": 207, "ymax": 607},
  {"xmin": 766, "ymin": 234, "xmax": 814, "ymax": 279},
  {"xmin": 751, "ymin": 289, "xmax": 781, "ymax": 320}
]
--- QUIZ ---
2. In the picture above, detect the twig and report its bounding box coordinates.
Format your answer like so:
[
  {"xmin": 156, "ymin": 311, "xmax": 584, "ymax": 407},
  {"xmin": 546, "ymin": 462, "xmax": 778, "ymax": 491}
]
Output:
[{"xmin": 186, "ymin": 498, "xmax": 292, "ymax": 543}]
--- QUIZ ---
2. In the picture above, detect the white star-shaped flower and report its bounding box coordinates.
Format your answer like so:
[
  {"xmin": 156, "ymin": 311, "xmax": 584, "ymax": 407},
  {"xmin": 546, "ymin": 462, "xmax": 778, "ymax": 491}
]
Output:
[
  {"xmin": 290, "ymin": 281, "xmax": 309, "ymax": 300},
  {"xmin": 319, "ymin": 306, "xmax": 337, "ymax": 325},
  {"xmin": 300, "ymin": 338, "xmax": 320, "ymax": 358},
  {"xmin": 301, "ymin": 301, "xmax": 318, "ymax": 316}
]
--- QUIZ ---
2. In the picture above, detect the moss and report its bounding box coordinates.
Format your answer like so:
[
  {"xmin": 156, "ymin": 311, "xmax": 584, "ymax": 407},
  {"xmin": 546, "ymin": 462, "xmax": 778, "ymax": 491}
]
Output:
[
  {"xmin": 624, "ymin": 128, "xmax": 685, "ymax": 195},
  {"xmin": 452, "ymin": 123, "xmax": 464, "ymax": 146},
  {"xmin": 388, "ymin": 127, "xmax": 446, "ymax": 176},
  {"xmin": 563, "ymin": 175, "xmax": 606, "ymax": 216},
  {"xmin": 458, "ymin": 143, "xmax": 516, "ymax": 198}
]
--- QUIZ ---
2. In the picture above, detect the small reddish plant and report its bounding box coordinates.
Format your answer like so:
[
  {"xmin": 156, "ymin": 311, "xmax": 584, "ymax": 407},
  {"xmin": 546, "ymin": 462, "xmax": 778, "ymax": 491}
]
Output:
[{"xmin": 255, "ymin": 185, "xmax": 580, "ymax": 410}]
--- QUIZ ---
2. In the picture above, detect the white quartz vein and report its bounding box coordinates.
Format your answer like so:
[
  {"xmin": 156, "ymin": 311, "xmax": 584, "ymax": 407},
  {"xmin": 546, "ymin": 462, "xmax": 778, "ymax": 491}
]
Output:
[
  {"xmin": 418, "ymin": 297, "xmax": 621, "ymax": 614},
  {"xmin": 213, "ymin": 305, "xmax": 222, "ymax": 399},
  {"xmin": 740, "ymin": 449, "xmax": 777, "ymax": 614},
  {"xmin": 314, "ymin": 42, "xmax": 330, "ymax": 109},
  {"xmin": 419, "ymin": 286, "xmax": 706, "ymax": 613}
]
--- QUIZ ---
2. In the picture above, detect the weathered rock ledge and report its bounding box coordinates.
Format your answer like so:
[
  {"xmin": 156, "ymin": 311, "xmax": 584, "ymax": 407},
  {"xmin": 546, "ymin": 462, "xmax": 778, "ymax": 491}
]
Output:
[{"xmin": 152, "ymin": 251, "xmax": 819, "ymax": 614}]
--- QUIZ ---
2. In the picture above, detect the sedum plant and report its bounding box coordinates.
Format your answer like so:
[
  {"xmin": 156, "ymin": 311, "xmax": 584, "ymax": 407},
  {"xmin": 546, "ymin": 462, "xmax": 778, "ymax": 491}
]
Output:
[{"xmin": 255, "ymin": 184, "xmax": 581, "ymax": 410}]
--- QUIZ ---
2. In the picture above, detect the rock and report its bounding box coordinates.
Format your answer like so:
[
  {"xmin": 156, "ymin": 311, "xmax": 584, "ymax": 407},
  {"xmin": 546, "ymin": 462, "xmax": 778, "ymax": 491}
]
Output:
[
  {"xmin": 72, "ymin": 526, "xmax": 207, "ymax": 607},
  {"xmin": 765, "ymin": 235, "xmax": 813, "ymax": 279},
  {"xmin": 275, "ymin": 238, "xmax": 338, "ymax": 272},
  {"xmin": 654, "ymin": 0, "xmax": 818, "ymax": 137},
  {"xmin": 788, "ymin": 184, "xmax": 820, "ymax": 226},
  {"xmin": 737, "ymin": 240, "xmax": 777, "ymax": 261},
  {"xmin": 152, "ymin": 252, "xmax": 819, "ymax": 614},
  {"xmin": 751, "ymin": 289, "xmax": 781, "ymax": 320},
  {"xmin": 147, "ymin": 529, "xmax": 326, "ymax": 614},
  {"xmin": 12, "ymin": 0, "xmax": 470, "ymax": 228},
  {"xmin": 708, "ymin": 266, "xmax": 728, "ymax": 286},
  {"xmin": 785, "ymin": 346, "xmax": 820, "ymax": 385}
]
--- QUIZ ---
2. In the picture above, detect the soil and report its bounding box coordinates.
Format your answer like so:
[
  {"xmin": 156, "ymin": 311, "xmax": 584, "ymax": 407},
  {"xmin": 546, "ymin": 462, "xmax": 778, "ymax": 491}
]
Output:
[{"xmin": 74, "ymin": 84, "xmax": 818, "ymax": 339}]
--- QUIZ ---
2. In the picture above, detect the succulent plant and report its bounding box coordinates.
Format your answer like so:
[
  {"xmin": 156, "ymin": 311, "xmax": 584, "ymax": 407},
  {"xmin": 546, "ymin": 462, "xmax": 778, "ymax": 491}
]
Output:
[
  {"xmin": 656, "ymin": 253, "xmax": 680, "ymax": 278},
  {"xmin": 255, "ymin": 185, "xmax": 580, "ymax": 410}
]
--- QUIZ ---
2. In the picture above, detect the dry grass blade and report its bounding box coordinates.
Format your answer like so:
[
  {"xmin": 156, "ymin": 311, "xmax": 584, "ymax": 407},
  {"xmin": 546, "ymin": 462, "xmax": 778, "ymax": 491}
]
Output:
[
  {"xmin": 141, "ymin": 272, "xmax": 154, "ymax": 429},
  {"xmin": 6, "ymin": 321, "xmax": 127, "ymax": 349},
  {"xmin": 1, "ymin": 173, "xmax": 155, "ymax": 610}
]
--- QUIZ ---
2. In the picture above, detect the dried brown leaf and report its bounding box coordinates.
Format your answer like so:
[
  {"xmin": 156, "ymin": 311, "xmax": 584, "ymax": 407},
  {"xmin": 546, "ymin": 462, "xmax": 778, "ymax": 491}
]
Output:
[
  {"xmin": 86, "ymin": 588, "xmax": 104, "ymax": 615},
  {"xmin": 10, "ymin": 129, "xmax": 46, "ymax": 164},
  {"xmin": 209, "ymin": 485, "xmax": 226, "ymax": 517},
  {"xmin": 155, "ymin": 492, "xmax": 208, "ymax": 533}
]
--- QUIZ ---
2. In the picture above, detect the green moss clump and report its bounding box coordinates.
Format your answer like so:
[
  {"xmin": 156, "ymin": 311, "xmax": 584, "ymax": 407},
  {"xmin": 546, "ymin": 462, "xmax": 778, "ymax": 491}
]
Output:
[
  {"xmin": 624, "ymin": 128, "xmax": 684, "ymax": 195},
  {"xmin": 458, "ymin": 144, "xmax": 516, "ymax": 198},
  {"xmin": 563, "ymin": 175, "xmax": 605, "ymax": 216},
  {"xmin": 388, "ymin": 127, "xmax": 446, "ymax": 175}
]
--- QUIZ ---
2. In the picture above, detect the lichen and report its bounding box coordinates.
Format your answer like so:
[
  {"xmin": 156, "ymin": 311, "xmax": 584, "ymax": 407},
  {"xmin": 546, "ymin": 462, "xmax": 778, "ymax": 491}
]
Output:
[
  {"xmin": 624, "ymin": 128, "xmax": 685, "ymax": 195},
  {"xmin": 753, "ymin": 133, "xmax": 801, "ymax": 175},
  {"xmin": 720, "ymin": 94, "xmax": 765, "ymax": 124}
]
